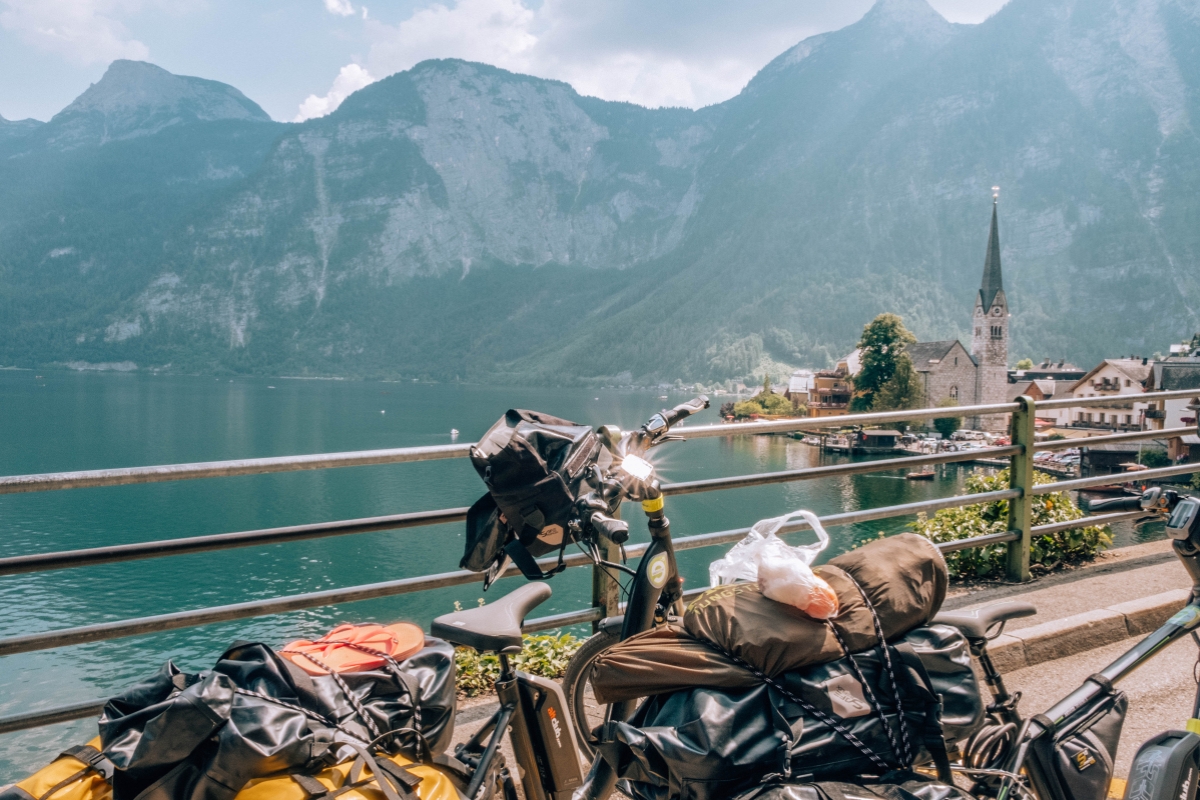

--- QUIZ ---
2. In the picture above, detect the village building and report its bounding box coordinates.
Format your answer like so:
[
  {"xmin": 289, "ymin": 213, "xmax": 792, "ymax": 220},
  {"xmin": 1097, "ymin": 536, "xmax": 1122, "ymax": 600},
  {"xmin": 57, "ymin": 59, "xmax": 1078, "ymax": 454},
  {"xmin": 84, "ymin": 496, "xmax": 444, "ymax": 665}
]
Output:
[
  {"xmin": 1067, "ymin": 359, "xmax": 1153, "ymax": 431},
  {"xmin": 1009, "ymin": 359, "xmax": 1086, "ymax": 384},
  {"xmin": 1006, "ymin": 378, "xmax": 1074, "ymax": 428}
]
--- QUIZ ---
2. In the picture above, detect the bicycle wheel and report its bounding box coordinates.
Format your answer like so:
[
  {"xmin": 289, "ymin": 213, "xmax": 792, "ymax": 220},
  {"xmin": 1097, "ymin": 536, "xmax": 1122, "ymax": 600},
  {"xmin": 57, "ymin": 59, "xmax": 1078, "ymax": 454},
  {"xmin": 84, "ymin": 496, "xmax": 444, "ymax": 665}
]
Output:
[{"xmin": 562, "ymin": 628, "xmax": 621, "ymax": 760}]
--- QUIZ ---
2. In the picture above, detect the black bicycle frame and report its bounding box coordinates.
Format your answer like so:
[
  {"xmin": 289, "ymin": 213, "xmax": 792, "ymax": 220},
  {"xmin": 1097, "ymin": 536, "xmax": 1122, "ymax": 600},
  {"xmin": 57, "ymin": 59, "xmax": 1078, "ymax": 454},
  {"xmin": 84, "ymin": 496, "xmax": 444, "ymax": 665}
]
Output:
[{"xmin": 998, "ymin": 539, "xmax": 1200, "ymax": 800}]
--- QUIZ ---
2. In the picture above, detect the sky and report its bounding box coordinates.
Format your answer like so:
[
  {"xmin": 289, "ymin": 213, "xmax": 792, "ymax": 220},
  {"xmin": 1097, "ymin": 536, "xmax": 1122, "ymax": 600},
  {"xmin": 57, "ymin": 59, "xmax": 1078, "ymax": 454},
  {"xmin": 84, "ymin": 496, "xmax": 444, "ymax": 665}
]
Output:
[{"xmin": 0, "ymin": 0, "xmax": 1010, "ymax": 124}]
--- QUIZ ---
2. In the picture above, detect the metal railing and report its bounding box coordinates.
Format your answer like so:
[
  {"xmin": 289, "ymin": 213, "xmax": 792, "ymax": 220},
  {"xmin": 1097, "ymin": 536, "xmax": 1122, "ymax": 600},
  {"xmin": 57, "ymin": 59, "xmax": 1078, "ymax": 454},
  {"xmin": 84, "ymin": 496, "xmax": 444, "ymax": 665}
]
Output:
[{"xmin": 1, "ymin": 389, "xmax": 1199, "ymax": 737}]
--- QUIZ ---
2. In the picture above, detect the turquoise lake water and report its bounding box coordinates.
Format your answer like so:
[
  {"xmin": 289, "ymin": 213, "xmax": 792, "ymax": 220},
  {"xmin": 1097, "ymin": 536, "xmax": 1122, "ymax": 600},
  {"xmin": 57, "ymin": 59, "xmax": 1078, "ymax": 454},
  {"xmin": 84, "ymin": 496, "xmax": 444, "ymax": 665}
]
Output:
[{"xmin": 0, "ymin": 370, "xmax": 1160, "ymax": 779}]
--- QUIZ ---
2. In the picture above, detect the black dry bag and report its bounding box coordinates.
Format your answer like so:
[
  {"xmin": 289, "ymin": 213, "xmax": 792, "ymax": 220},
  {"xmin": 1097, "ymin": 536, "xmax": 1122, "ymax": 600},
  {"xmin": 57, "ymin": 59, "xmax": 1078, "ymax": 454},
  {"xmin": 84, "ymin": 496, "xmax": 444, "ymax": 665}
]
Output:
[{"xmin": 462, "ymin": 409, "xmax": 609, "ymax": 584}]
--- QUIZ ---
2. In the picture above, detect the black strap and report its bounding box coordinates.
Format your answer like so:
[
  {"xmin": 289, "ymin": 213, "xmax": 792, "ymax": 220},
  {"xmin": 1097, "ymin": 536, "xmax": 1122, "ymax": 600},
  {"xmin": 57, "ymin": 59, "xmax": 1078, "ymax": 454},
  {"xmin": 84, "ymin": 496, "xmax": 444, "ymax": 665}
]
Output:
[
  {"xmin": 503, "ymin": 539, "xmax": 566, "ymax": 581},
  {"xmin": 58, "ymin": 746, "xmax": 114, "ymax": 782},
  {"xmin": 1086, "ymin": 673, "xmax": 1113, "ymax": 694},
  {"xmin": 291, "ymin": 774, "xmax": 330, "ymax": 799},
  {"xmin": 35, "ymin": 768, "xmax": 92, "ymax": 800}
]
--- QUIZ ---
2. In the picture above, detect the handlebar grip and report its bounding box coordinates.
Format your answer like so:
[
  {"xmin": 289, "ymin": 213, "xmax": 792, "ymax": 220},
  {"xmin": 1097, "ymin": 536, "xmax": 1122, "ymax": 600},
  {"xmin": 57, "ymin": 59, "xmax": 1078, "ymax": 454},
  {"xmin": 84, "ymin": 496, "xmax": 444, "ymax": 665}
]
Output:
[
  {"xmin": 662, "ymin": 395, "xmax": 710, "ymax": 427},
  {"xmin": 1086, "ymin": 496, "xmax": 1143, "ymax": 513},
  {"xmin": 590, "ymin": 512, "xmax": 630, "ymax": 544}
]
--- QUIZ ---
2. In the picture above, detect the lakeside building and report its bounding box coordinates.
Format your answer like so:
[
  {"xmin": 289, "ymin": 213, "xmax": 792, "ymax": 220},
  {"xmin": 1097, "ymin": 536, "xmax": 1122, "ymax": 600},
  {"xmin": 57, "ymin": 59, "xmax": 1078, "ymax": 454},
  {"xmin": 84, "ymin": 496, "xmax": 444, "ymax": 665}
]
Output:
[{"xmin": 1066, "ymin": 359, "xmax": 1153, "ymax": 432}]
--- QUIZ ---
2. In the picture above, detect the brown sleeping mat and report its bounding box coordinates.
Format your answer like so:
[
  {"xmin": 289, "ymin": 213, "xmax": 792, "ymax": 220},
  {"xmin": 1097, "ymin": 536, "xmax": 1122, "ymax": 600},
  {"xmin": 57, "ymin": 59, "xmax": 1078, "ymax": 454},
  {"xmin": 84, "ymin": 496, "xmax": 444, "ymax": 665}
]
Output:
[{"xmin": 590, "ymin": 532, "xmax": 947, "ymax": 703}]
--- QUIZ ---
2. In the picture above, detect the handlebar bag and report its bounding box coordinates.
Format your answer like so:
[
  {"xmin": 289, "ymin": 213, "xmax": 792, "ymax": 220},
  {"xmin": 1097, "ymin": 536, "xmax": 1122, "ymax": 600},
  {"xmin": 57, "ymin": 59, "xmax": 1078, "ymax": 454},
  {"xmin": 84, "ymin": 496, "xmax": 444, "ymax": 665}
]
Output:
[{"xmin": 462, "ymin": 410, "xmax": 608, "ymax": 579}]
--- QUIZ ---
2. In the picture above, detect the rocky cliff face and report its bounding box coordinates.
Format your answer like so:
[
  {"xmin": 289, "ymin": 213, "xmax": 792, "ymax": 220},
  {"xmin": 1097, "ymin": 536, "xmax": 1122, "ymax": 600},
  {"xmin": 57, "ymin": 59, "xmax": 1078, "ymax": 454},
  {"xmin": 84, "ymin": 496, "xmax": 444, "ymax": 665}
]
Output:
[{"xmin": 2, "ymin": 0, "xmax": 1199, "ymax": 381}]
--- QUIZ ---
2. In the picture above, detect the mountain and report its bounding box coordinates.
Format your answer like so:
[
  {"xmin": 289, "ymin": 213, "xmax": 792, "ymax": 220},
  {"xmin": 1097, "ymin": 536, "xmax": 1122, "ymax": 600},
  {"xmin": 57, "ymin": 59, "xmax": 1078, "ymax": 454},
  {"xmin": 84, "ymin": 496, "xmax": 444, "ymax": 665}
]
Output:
[
  {"xmin": 1, "ymin": 0, "xmax": 1199, "ymax": 382},
  {"xmin": 0, "ymin": 114, "xmax": 42, "ymax": 141}
]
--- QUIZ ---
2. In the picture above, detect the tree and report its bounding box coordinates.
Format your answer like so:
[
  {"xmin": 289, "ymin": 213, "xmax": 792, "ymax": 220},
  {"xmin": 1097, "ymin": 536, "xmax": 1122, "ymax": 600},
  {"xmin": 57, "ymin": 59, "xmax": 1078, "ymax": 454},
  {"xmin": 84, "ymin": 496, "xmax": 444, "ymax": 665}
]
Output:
[
  {"xmin": 874, "ymin": 354, "xmax": 922, "ymax": 411},
  {"xmin": 761, "ymin": 373, "xmax": 772, "ymax": 395},
  {"xmin": 933, "ymin": 398, "xmax": 962, "ymax": 439},
  {"xmin": 851, "ymin": 313, "xmax": 916, "ymax": 411},
  {"xmin": 1015, "ymin": 358, "xmax": 1034, "ymax": 370}
]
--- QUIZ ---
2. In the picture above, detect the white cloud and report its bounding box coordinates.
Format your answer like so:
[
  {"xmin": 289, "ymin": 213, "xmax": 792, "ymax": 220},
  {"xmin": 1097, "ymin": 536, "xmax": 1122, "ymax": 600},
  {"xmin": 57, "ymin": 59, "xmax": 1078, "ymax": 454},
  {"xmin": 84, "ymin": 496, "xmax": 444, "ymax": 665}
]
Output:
[
  {"xmin": 294, "ymin": 62, "xmax": 374, "ymax": 121},
  {"xmin": 304, "ymin": 0, "xmax": 1012, "ymax": 113},
  {"xmin": 323, "ymin": 0, "xmax": 354, "ymax": 17},
  {"xmin": 0, "ymin": 0, "xmax": 149, "ymax": 65},
  {"xmin": 365, "ymin": 0, "xmax": 536, "ymax": 77}
]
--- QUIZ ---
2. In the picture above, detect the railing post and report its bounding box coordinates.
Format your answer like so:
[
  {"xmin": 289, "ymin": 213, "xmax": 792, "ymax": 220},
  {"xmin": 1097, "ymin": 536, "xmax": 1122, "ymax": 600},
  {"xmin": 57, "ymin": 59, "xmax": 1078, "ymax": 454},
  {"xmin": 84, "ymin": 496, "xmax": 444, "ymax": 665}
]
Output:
[
  {"xmin": 591, "ymin": 507, "xmax": 622, "ymax": 632},
  {"xmin": 1006, "ymin": 395, "xmax": 1036, "ymax": 582}
]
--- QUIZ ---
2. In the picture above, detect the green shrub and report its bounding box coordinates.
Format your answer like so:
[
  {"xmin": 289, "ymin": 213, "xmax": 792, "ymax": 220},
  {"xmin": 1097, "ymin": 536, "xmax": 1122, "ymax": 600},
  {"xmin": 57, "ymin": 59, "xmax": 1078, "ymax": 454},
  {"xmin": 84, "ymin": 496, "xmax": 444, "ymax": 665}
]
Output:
[
  {"xmin": 454, "ymin": 633, "xmax": 583, "ymax": 697},
  {"xmin": 913, "ymin": 469, "xmax": 1112, "ymax": 578},
  {"xmin": 1138, "ymin": 449, "xmax": 1170, "ymax": 468},
  {"xmin": 733, "ymin": 392, "xmax": 798, "ymax": 418},
  {"xmin": 1190, "ymin": 471, "xmax": 1200, "ymax": 491}
]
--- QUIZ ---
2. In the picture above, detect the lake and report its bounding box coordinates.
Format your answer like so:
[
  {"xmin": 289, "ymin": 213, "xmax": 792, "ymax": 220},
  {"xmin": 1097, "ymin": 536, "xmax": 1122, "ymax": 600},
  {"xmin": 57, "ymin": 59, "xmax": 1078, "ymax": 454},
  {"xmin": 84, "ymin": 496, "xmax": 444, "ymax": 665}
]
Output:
[{"xmin": 0, "ymin": 370, "xmax": 1159, "ymax": 778}]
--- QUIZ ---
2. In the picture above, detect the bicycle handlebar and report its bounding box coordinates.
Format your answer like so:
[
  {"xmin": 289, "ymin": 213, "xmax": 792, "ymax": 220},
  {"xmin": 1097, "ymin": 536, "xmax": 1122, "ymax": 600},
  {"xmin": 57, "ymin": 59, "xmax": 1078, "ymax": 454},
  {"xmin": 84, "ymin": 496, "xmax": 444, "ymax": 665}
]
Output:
[{"xmin": 643, "ymin": 395, "xmax": 710, "ymax": 439}]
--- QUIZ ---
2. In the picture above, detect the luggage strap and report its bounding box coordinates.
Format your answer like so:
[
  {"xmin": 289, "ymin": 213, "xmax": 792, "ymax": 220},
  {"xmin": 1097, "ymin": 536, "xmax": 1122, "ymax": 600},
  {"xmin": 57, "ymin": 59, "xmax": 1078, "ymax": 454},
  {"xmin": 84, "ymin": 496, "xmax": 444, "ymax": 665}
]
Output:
[
  {"xmin": 290, "ymin": 746, "xmax": 424, "ymax": 800},
  {"xmin": 33, "ymin": 746, "xmax": 115, "ymax": 800},
  {"xmin": 696, "ymin": 638, "xmax": 894, "ymax": 775},
  {"xmin": 503, "ymin": 539, "xmax": 568, "ymax": 581}
]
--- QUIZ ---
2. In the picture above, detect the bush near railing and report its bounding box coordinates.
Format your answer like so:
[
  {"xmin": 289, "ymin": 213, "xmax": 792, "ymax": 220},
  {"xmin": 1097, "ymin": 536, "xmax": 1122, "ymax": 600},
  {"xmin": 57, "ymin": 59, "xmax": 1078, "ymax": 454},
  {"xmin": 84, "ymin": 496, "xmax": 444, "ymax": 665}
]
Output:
[
  {"xmin": 914, "ymin": 469, "xmax": 1112, "ymax": 578},
  {"xmin": 454, "ymin": 633, "xmax": 583, "ymax": 697}
]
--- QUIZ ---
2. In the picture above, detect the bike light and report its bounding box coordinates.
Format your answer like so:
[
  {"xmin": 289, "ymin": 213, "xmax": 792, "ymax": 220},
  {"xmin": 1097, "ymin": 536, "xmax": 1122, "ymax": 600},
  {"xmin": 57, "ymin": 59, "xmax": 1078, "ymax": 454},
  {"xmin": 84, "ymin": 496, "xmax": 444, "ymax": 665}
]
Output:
[{"xmin": 620, "ymin": 455, "xmax": 655, "ymax": 481}]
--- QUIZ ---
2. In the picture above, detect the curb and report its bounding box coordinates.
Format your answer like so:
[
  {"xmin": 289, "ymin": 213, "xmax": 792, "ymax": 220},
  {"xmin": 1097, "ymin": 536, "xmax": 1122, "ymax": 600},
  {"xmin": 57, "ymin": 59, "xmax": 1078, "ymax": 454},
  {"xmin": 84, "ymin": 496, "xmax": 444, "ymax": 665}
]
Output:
[{"xmin": 986, "ymin": 588, "xmax": 1190, "ymax": 673}]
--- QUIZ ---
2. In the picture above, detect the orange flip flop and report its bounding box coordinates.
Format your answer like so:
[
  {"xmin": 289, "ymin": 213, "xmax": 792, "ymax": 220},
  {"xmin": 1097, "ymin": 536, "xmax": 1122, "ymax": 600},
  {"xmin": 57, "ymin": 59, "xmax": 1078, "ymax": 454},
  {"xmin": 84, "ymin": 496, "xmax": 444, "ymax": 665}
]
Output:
[{"xmin": 282, "ymin": 622, "xmax": 425, "ymax": 675}]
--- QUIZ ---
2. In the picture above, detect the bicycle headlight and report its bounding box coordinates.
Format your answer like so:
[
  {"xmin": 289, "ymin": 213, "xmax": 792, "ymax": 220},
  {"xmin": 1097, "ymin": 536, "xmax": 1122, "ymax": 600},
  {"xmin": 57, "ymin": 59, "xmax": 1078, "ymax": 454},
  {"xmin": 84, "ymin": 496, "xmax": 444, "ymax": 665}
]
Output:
[{"xmin": 620, "ymin": 455, "xmax": 655, "ymax": 482}]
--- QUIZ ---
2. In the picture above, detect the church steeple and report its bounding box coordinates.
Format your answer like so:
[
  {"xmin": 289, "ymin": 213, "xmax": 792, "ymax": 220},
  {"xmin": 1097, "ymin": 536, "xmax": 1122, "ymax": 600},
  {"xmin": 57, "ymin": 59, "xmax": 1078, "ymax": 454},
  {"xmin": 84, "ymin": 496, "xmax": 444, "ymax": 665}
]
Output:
[
  {"xmin": 979, "ymin": 193, "xmax": 1004, "ymax": 312},
  {"xmin": 971, "ymin": 187, "xmax": 1009, "ymax": 432}
]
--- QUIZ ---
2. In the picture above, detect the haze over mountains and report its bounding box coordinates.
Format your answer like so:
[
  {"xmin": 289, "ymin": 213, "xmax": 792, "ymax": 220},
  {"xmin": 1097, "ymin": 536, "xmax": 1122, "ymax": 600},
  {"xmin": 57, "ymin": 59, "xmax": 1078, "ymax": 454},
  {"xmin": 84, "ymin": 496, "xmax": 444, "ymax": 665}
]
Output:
[{"xmin": 2, "ymin": 0, "xmax": 1199, "ymax": 384}]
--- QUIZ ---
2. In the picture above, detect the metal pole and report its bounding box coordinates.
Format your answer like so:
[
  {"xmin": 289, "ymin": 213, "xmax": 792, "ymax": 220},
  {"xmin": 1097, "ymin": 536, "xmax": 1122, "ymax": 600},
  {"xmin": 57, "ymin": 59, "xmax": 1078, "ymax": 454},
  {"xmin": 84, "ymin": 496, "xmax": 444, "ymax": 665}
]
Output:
[
  {"xmin": 590, "ymin": 507, "xmax": 622, "ymax": 631},
  {"xmin": 1006, "ymin": 396, "xmax": 1036, "ymax": 582}
]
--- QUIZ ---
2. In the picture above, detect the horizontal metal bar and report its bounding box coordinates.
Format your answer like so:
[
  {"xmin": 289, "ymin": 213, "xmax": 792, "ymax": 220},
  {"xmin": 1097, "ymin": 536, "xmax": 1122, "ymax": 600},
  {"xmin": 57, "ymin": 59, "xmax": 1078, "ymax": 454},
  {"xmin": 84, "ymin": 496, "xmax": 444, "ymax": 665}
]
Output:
[
  {"xmin": 522, "ymin": 607, "xmax": 603, "ymax": 634},
  {"xmin": 0, "ymin": 508, "xmax": 469, "ymax": 577},
  {"xmin": 1034, "ymin": 427, "xmax": 1194, "ymax": 452},
  {"xmin": 668, "ymin": 489, "xmax": 1021, "ymax": 554},
  {"xmin": 1034, "ymin": 388, "xmax": 1200, "ymax": 411},
  {"xmin": 0, "ymin": 698, "xmax": 107, "ymax": 736},
  {"xmin": 663, "ymin": 446, "xmax": 1020, "ymax": 496},
  {"xmin": 1032, "ymin": 462, "xmax": 1200, "ymax": 494},
  {"xmin": 1030, "ymin": 510, "xmax": 1147, "ymax": 536},
  {"xmin": 676, "ymin": 403, "xmax": 1019, "ymax": 440},
  {"xmin": 0, "ymin": 444, "xmax": 474, "ymax": 496},
  {"xmin": 3, "ymin": 447, "xmax": 1020, "ymax": 577},
  {"xmin": 937, "ymin": 530, "xmax": 1020, "ymax": 553},
  {"xmin": 0, "ymin": 489, "xmax": 1017, "ymax": 658}
]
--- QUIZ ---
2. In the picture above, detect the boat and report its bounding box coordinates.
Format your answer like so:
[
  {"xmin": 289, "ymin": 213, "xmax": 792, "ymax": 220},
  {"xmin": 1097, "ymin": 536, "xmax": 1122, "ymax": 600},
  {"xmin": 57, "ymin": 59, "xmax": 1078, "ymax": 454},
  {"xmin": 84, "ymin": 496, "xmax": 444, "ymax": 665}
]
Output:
[
  {"xmin": 450, "ymin": 428, "xmax": 459, "ymax": 435},
  {"xmin": 906, "ymin": 469, "xmax": 936, "ymax": 481}
]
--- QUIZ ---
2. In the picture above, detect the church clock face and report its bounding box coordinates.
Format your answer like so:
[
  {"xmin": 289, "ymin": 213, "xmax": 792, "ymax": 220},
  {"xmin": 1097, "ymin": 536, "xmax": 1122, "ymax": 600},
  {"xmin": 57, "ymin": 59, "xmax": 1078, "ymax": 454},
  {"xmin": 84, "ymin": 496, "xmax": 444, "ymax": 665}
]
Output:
[{"xmin": 992, "ymin": 307, "xmax": 1003, "ymax": 317}]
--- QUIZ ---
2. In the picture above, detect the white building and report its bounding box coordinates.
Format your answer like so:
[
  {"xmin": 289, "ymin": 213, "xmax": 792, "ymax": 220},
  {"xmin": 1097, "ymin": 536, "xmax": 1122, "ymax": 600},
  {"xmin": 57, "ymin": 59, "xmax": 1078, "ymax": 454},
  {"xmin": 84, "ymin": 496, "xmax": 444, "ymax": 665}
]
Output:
[{"xmin": 1067, "ymin": 359, "xmax": 1153, "ymax": 431}]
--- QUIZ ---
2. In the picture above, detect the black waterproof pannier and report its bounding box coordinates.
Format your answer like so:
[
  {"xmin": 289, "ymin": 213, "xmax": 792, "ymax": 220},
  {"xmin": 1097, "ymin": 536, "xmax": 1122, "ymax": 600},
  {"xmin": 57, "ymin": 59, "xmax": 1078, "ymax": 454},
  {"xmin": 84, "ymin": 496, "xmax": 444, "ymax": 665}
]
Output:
[
  {"xmin": 733, "ymin": 774, "xmax": 975, "ymax": 800},
  {"xmin": 597, "ymin": 625, "xmax": 982, "ymax": 800},
  {"xmin": 462, "ymin": 409, "xmax": 610, "ymax": 584},
  {"xmin": 97, "ymin": 639, "xmax": 456, "ymax": 800}
]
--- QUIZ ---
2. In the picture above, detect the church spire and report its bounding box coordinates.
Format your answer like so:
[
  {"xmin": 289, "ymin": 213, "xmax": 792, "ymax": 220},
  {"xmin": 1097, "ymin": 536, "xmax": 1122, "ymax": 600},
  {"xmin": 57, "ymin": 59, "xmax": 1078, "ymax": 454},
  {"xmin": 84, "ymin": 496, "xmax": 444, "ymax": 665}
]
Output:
[{"xmin": 979, "ymin": 187, "xmax": 1003, "ymax": 311}]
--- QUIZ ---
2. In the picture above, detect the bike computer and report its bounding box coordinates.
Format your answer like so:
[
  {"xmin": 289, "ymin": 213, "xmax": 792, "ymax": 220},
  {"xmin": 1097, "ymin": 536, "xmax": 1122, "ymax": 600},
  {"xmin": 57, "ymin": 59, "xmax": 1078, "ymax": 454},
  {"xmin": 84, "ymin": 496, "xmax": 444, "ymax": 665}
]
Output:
[{"xmin": 1166, "ymin": 497, "xmax": 1200, "ymax": 540}]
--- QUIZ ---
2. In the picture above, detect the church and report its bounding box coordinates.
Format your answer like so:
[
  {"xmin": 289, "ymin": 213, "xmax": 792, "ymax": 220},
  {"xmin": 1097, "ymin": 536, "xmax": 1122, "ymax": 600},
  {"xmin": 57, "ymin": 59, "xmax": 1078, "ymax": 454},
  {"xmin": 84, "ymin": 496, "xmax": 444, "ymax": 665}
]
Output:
[{"xmin": 904, "ymin": 195, "xmax": 1010, "ymax": 431}]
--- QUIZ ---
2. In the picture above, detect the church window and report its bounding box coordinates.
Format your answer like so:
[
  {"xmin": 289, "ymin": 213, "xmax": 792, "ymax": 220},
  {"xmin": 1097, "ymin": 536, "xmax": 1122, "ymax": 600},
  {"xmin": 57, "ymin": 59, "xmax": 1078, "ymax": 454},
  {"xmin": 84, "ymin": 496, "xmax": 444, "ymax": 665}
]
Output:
[
  {"xmin": 949, "ymin": 386, "xmax": 959, "ymax": 401},
  {"xmin": 975, "ymin": 327, "xmax": 981, "ymax": 337},
  {"xmin": 954, "ymin": 356, "xmax": 958, "ymax": 365}
]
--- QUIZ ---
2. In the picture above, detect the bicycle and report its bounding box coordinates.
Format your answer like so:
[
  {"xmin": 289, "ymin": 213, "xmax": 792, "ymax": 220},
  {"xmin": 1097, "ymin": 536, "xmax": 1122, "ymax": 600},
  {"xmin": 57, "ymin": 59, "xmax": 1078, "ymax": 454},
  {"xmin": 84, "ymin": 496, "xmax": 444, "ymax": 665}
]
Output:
[{"xmin": 923, "ymin": 486, "xmax": 1200, "ymax": 800}]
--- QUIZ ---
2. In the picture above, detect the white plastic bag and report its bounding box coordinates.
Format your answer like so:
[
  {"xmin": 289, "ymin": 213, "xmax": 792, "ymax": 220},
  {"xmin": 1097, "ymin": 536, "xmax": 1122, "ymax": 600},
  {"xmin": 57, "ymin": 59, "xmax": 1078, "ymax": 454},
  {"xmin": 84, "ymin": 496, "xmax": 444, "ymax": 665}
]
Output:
[{"xmin": 708, "ymin": 510, "xmax": 839, "ymax": 618}]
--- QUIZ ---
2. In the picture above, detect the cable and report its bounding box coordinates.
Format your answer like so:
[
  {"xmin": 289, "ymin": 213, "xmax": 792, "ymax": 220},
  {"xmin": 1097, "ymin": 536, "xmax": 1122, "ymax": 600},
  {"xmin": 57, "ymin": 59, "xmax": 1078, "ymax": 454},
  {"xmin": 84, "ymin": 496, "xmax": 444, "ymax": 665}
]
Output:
[{"xmin": 962, "ymin": 721, "xmax": 1017, "ymax": 771}]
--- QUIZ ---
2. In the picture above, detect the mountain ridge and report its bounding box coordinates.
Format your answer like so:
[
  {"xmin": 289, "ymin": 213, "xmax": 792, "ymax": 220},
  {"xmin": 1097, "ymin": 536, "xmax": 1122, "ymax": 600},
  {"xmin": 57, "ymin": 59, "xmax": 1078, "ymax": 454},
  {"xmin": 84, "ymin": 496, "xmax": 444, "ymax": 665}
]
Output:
[{"xmin": 1, "ymin": 0, "xmax": 1198, "ymax": 383}]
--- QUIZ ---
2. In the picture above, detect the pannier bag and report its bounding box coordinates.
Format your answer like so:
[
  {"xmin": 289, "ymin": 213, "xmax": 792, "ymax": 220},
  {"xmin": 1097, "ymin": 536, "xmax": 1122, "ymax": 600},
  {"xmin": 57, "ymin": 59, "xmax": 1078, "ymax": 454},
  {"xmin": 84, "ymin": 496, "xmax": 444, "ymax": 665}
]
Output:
[
  {"xmin": 1, "ymin": 739, "xmax": 114, "ymax": 800},
  {"xmin": 732, "ymin": 774, "xmax": 974, "ymax": 800},
  {"xmin": 462, "ymin": 410, "xmax": 610, "ymax": 584},
  {"xmin": 96, "ymin": 639, "xmax": 456, "ymax": 800},
  {"xmin": 1029, "ymin": 690, "xmax": 1128, "ymax": 800},
  {"xmin": 0, "ymin": 744, "xmax": 464, "ymax": 800},
  {"xmin": 597, "ymin": 630, "xmax": 954, "ymax": 800},
  {"xmin": 590, "ymin": 534, "xmax": 949, "ymax": 703}
]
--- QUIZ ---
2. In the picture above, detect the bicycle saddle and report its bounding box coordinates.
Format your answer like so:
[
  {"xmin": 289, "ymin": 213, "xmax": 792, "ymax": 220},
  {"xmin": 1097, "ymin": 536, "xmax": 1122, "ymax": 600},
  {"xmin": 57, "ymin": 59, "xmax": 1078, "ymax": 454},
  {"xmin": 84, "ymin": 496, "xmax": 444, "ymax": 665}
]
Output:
[
  {"xmin": 431, "ymin": 583, "xmax": 552, "ymax": 654},
  {"xmin": 933, "ymin": 600, "xmax": 1037, "ymax": 641}
]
